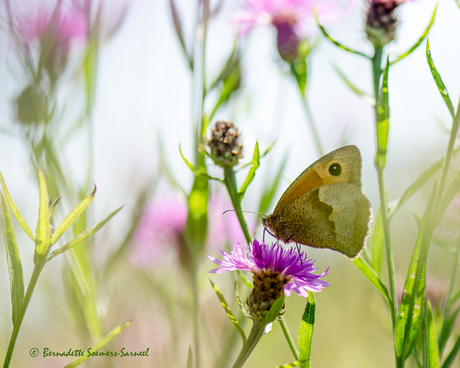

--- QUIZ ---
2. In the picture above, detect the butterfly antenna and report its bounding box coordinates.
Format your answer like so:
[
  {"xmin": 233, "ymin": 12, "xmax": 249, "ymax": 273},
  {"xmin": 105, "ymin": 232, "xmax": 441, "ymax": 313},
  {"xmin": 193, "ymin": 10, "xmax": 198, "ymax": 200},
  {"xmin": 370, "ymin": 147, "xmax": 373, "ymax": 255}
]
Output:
[
  {"xmin": 222, "ymin": 209, "xmax": 265, "ymax": 216},
  {"xmin": 295, "ymin": 243, "xmax": 302, "ymax": 265}
]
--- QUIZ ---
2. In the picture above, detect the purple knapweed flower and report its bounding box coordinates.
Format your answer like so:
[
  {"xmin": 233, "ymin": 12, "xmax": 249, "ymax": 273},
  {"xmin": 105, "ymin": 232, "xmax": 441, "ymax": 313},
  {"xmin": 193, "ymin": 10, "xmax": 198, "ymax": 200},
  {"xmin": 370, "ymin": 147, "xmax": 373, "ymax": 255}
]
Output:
[
  {"xmin": 209, "ymin": 240, "xmax": 328, "ymax": 320},
  {"xmin": 235, "ymin": 0, "xmax": 354, "ymax": 62}
]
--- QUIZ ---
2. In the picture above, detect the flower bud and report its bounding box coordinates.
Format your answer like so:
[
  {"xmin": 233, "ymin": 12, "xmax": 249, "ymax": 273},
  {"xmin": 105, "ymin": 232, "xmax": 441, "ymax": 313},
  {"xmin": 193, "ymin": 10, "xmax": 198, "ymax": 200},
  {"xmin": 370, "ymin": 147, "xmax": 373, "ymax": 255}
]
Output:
[
  {"xmin": 207, "ymin": 120, "xmax": 243, "ymax": 168},
  {"xmin": 366, "ymin": 0, "xmax": 405, "ymax": 48},
  {"xmin": 15, "ymin": 84, "xmax": 49, "ymax": 125},
  {"xmin": 274, "ymin": 21, "xmax": 300, "ymax": 64}
]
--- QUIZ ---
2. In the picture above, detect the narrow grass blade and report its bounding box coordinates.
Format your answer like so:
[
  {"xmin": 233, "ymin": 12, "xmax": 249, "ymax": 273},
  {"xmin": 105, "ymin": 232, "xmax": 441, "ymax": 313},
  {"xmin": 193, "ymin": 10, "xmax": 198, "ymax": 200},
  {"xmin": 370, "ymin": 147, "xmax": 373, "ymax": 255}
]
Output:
[
  {"xmin": 436, "ymin": 168, "xmax": 460, "ymax": 226},
  {"xmin": 441, "ymin": 335, "xmax": 460, "ymax": 368},
  {"xmin": 298, "ymin": 292, "xmax": 315, "ymax": 368},
  {"xmin": 426, "ymin": 38, "xmax": 455, "ymax": 118},
  {"xmin": 314, "ymin": 7, "xmax": 369, "ymax": 58},
  {"xmin": 391, "ymin": 3, "xmax": 437, "ymax": 65},
  {"xmin": 208, "ymin": 42, "xmax": 239, "ymax": 91},
  {"xmin": 179, "ymin": 144, "xmax": 222, "ymax": 182},
  {"xmin": 1, "ymin": 192, "xmax": 24, "ymax": 326},
  {"xmin": 262, "ymin": 295, "xmax": 285, "ymax": 325},
  {"xmin": 372, "ymin": 207, "xmax": 384, "ymax": 277},
  {"xmin": 375, "ymin": 57, "xmax": 390, "ymax": 171},
  {"xmin": 258, "ymin": 152, "xmax": 289, "ymax": 216},
  {"xmin": 353, "ymin": 257, "xmax": 390, "ymax": 302},
  {"xmin": 35, "ymin": 170, "xmax": 50, "ymax": 257},
  {"xmin": 0, "ymin": 172, "xmax": 34, "ymax": 241},
  {"xmin": 210, "ymin": 279, "xmax": 246, "ymax": 344},
  {"xmin": 239, "ymin": 142, "xmax": 260, "ymax": 201},
  {"xmin": 235, "ymin": 278, "xmax": 250, "ymax": 317},
  {"xmin": 186, "ymin": 346, "xmax": 193, "ymax": 368},
  {"xmin": 388, "ymin": 147, "xmax": 460, "ymax": 219},
  {"xmin": 158, "ymin": 133, "xmax": 186, "ymax": 196},
  {"xmin": 63, "ymin": 320, "xmax": 132, "ymax": 368},
  {"xmin": 50, "ymin": 185, "xmax": 96, "ymax": 245},
  {"xmin": 236, "ymin": 139, "xmax": 276, "ymax": 172},
  {"xmin": 334, "ymin": 66, "xmax": 375, "ymax": 105},
  {"xmin": 395, "ymin": 183, "xmax": 437, "ymax": 361},
  {"xmin": 169, "ymin": 0, "xmax": 193, "ymax": 69},
  {"xmin": 438, "ymin": 307, "xmax": 459, "ymax": 356},
  {"xmin": 47, "ymin": 206, "xmax": 123, "ymax": 261},
  {"xmin": 424, "ymin": 302, "xmax": 440, "ymax": 368}
]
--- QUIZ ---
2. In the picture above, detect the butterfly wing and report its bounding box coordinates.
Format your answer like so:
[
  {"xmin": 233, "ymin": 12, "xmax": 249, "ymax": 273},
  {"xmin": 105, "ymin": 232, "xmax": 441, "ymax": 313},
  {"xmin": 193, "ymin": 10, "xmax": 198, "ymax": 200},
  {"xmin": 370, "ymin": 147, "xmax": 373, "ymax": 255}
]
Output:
[
  {"xmin": 273, "ymin": 145, "xmax": 363, "ymax": 216},
  {"xmin": 275, "ymin": 183, "xmax": 372, "ymax": 258}
]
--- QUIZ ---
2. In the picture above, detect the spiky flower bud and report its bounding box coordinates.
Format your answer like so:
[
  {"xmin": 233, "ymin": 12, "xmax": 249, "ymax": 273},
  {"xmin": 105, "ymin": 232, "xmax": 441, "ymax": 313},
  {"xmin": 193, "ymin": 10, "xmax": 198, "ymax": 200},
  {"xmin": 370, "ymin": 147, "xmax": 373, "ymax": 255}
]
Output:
[
  {"xmin": 366, "ymin": 0, "xmax": 405, "ymax": 48},
  {"xmin": 207, "ymin": 120, "xmax": 243, "ymax": 168}
]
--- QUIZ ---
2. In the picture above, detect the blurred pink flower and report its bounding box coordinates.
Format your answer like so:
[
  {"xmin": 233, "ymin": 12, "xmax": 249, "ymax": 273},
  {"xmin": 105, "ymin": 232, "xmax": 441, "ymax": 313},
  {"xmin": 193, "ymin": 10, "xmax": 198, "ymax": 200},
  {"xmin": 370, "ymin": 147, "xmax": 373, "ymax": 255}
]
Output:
[{"xmin": 16, "ymin": 3, "xmax": 87, "ymax": 51}]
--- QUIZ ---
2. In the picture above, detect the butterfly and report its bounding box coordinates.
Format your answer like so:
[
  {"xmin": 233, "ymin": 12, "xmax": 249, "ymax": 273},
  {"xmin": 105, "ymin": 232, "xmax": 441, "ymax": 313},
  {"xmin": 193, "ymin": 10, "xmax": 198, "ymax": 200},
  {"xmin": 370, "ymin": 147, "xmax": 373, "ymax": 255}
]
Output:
[{"xmin": 262, "ymin": 145, "xmax": 372, "ymax": 259}]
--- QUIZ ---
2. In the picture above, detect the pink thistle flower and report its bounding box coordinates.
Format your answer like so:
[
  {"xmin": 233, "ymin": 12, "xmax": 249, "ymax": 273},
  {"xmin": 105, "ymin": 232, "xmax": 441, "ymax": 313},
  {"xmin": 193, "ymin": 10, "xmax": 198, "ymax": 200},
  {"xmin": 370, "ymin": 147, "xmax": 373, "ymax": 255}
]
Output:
[{"xmin": 235, "ymin": 0, "xmax": 354, "ymax": 62}]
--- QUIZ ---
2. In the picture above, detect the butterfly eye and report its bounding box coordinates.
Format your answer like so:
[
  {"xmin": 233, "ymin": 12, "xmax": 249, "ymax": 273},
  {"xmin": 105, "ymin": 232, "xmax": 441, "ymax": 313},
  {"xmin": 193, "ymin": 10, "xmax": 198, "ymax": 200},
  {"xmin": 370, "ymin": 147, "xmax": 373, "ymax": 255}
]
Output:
[{"xmin": 329, "ymin": 163, "xmax": 342, "ymax": 176}]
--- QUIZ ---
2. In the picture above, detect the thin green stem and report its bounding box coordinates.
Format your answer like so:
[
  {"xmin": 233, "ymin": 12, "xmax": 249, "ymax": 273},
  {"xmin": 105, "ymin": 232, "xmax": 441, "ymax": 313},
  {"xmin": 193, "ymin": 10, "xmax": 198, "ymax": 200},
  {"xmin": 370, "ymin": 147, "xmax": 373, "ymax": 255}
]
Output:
[
  {"xmin": 299, "ymin": 92, "xmax": 324, "ymax": 157},
  {"xmin": 279, "ymin": 319, "xmax": 299, "ymax": 360},
  {"xmin": 223, "ymin": 167, "xmax": 252, "ymax": 244},
  {"xmin": 231, "ymin": 322, "xmax": 265, "ymax": 368},
  {"xmin": 371, "ymin": 47, "xmax": 399, "ymax": 363},
  {"xmin": 3, "ymin": 259, "xmax": 47, "ymax": 368}
]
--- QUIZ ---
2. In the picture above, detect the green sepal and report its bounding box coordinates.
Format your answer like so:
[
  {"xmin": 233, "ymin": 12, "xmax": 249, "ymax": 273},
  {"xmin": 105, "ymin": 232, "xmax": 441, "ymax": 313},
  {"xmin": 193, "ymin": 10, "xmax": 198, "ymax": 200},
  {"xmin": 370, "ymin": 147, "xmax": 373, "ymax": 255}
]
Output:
[
  {"xmin": 298, "ymin": 291, "xmax": 315, "ymax": 368},
  {"xmin": 0, "ymin": 172, "xmax": 34, "ymax": 241},
  {"xmin": 314, "ymin": 6, "xmax": 369, "ymax": 59},
  {"xmin": 262, "ymin": 294, "xmax": 285, "ymax": 326},
  {"xmin": 391, "ymin": 3, "xmax": 438, "ymax": 65},
  {"xmin": 394, "ymin": 183, "xmax": 437, "ymax": 361},
  {"xmin": 1, "ymin": 192, "xmax": 25, "ymax": 326},
  {"xmin": 47, "ymin": 206, "xmax": 123, "ymax": 261},
  {"xmin": 375, "ymin": 57, "xmax": 390, "ymax": 171},
  {"xmin": 426, "ymin": 37, "xmax": 455, "ymax": 118},
  {"xmin": 63, "ymin": 320, "xmax": 132, "ymax": 368},
  {"xmin": 238, "ymin": 142, "xmax": 260, "ymax": 201},
  {"xmin": 34, "ymin": 169, "xmax": 50, "ymax": 259},
  {"xmin": 210, "ymin": 279, "xmax": 247, "ymax": 344}
]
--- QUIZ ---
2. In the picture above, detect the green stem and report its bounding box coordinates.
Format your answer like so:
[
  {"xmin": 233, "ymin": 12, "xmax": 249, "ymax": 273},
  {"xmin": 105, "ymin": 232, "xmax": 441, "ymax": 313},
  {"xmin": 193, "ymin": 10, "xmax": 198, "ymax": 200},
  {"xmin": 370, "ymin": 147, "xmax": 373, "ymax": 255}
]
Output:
[
  {"xmin": 3, "ymin": 259, "xmax": 47, "ymax": 368},
  {"xmin": 223, "ymin": 167, "xmax": 252, "ymax": 244},
  {"xmin": 231, "ymin": 322, "xmax": 265, "ymax": 368},
  {"xmin": 299, "ymin": 91, "xmax": 324, "ymax": 157},
  {"xmin": 279, "ymin": 319, "xmax": 299, "ymax": 360},
  {"xmin": 371, "ymin": 47, "xmax": 399, "ymax": 363}
]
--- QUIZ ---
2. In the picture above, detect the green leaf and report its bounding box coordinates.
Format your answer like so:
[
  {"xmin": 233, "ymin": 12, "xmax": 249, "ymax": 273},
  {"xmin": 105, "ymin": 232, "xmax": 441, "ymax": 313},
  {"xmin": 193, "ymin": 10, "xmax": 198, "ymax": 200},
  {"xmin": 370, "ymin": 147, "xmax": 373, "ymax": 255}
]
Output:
[
  {"xmin": 441, "ymin": 334, "xmax": 460, "ymax": 368},
  {"xmin": 426, "ymin": 37, "xmax": 455, "ymax": 118},
  {"xmin": 35, "ymin": 169, "xmax": 50, "ymax": 258},
  {"xmin": 455, "ymin": 0, "xmax": 460, "ymax": 8},
  {"xmin": 334, "ymin": 66, "xmax": 375, "ymax": 106},
  {"xmin": 48, "ymin": 194, "xmax": 64, "ymax": 220},
  {"xmin": 237, "ymin": 270, "xmax": 253, "ymax": 289},
  {"xmin": 262, "ymin": 294, "xmax": 285, "ymax": 326},
  {"xmin": 438, "ymin": 307, "xmax": 459, "ymax": 356},
  {"xmin": 0, "ymin": 172, "xmax": 34, "ymax": 241},
  {"xmin": 179, "ymin": 144, "xmax": 222, "ymax": 182},
  {"xmin": 210, "ymin": 279, "xmax": 247, "ymax": 344},
  {"xmin": 50, "ymin": 185, "xmax": 96, "ymax": 246},
  {"xmin": 47, "ymin": 206, "xmax": 123, "ymax": 261},
  {"xmin": 1, "ymin": 192, "xmax": 25, "ymax": 326},
  {"xmin": 353, "ymin": 257, "xmax": 390, "ymax": 302},
  {"xmin": 388, "ymin": 147, "xmax": 460, "ymax": 220},
  {"xmin": 275, "ymin": 360, "xmax": 309, "ymax": 368},
  {"xmin": 208, "ymin": 41, "xmax": 240, "ymax": 91},
  {"xmin": 314, "ymin": 6, "xmax": 369, "ymax": 59},
  {"xmin": 186, "ymin": 346, "xmax": 193, "ymax": 368},
  {"xmin": 158, "ymin": 133, "xmax": 186, "ymax": 197},
  {"xmin": 235, "ymin": 278, "xmax": 250, "ymax": 317},
  {"xmin": 372, "ymin": 207, "xmax": 384, "ymax": 277},
  {"xmin": 238, "ymin": 142, "xmax": 261, "ymax": 200},
  {"xmin": 63, "ymin": 320, "xmax": 131, "ymax": 368},
  {"xmin": 435, "ymin": 167, "xmax": 460, "ymax": 226},
  {"xmin": 298, "ymin": 292, "xmax": 315, "ymax": 368},
  {"xmin": 394, "ymin": 183, "xmax": 437, "ymax": 361},
  {"xmin": 375, "ymin": 57, "xmax": 390, "ymax": 171},
  {"xmin": 424, "ymin": 301, "xmax": 440, "ymax": 368},
  {"xmin": 391, "ymin": 3, "xmax": 438, "ymax": 65}
]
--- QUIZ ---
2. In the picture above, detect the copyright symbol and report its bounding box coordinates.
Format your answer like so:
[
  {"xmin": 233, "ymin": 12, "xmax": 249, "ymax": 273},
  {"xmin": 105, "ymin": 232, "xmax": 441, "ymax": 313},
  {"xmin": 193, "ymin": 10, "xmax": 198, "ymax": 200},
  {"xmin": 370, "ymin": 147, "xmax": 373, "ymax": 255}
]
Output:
[{"xmin": 30, "ymin": 348, "xmax": 39, "ymax": 357}]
